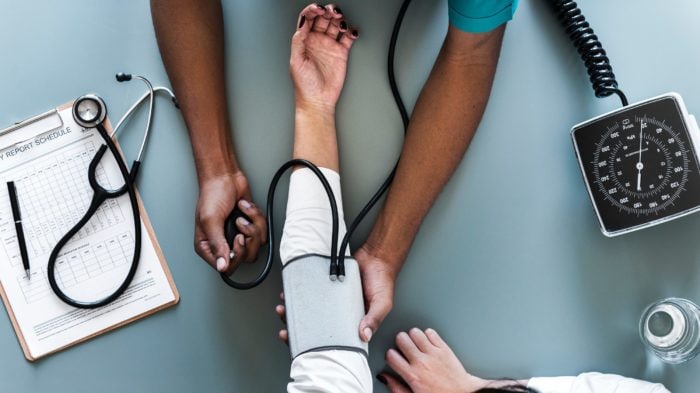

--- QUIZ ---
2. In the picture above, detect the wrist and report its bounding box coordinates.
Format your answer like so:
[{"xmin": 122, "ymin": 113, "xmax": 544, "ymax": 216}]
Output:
[
  {"xmin": 363, "ymin": 216, "xmax": 413, "ymax": 271},
  {"xmin": 295, "ymin": 100, "xmax": 336, "ymax": 119},
  {"xmin": 185, "ymin": 116, "xmax": 240, "ymax": 185},
  {"xmin": 476, "ymin": 378, "xmax": 530, "ymax": 392},
  {"xmin": 359, "ymin": 239, "xmax": 405, "ymax": 280},
  {"xmin": 196, "ymin": 159, "xmax": 241, "ymax": 186}
]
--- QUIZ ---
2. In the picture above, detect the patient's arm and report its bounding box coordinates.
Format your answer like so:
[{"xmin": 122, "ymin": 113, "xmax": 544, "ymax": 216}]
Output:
[
  {"xmin": 289, "ymin": 3, "xmax": 357, "ymax": 170},
  {"xmin": 378, "ymin": 328, "xmax": 670, "ymax": 393},
  {"xmin": 277, "ymin": 4, "xmax": 369, "ymax": 393}
]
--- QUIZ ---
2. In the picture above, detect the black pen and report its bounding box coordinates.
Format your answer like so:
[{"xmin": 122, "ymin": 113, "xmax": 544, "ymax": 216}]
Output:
[{"xmin": 7, "ymin": 181, "xmax": 30, "ymax": 279}]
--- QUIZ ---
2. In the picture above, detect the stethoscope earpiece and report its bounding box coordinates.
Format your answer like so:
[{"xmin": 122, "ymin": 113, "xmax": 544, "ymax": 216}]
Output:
[{"xmin": 115, "ymin": 72, "xmax": 132, "ymax": 82}]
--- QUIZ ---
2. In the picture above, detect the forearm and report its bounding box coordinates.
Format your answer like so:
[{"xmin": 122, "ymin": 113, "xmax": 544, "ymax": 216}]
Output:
[
  {"xmin": 150, "ymin": 0, "xmax": 237, "ymax": 184},
  {"xmin": 294, "ymin": 105, "xmax": 339, "ymax": 172},
  {"xmin": 364, "ymin": 25, "xmax": 506, "ymax": 271}
]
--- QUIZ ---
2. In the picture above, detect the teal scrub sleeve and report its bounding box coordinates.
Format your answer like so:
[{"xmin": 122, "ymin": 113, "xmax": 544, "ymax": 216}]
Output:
[{"xmin": 448, "ymin": 0, "xmax": 519, "ymax": 33}]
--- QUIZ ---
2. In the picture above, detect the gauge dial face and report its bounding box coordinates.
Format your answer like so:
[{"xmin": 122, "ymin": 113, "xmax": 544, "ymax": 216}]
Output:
[
  {"xmin": 593, "ymin": 116, "xmax": 689, "ymax": 214},
  {"xmin": 573, "ymin": 96, "xmax": 700, "ymax": 235}
]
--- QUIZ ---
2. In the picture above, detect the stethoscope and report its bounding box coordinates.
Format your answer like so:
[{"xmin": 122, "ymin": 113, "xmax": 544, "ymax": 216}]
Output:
[{"xmin": 46, "ymin": 73, "xmax": 178, "ymax": 309}]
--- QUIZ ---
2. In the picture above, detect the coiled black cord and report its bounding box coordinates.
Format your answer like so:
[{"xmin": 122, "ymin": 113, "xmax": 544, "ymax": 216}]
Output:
[
  {"xmin": 221, "ymin": 0, "xmax": 412, "ymax": 287},
  {"xmin": 552, "ymin": 0, "xmax": 628, "ymax": 106}
]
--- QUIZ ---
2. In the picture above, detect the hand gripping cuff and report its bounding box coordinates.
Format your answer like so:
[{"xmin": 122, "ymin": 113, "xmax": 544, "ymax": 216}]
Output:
[{"xmin": 282, "ymin": 254, "xmax": 368, "ymax": 359}]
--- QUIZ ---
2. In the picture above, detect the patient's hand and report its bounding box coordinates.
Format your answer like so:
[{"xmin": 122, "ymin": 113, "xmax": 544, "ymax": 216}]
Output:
[
  {"xmin": 379, "ymin": 328, "xmax": 485, "ymax": 393},
  {"xmin": 378, "ymin": 328, "xmax": 529, "ymax": 393},
  {"xmin": 290, "ymin": 3, "xmax": 359, "ymax": 113}
]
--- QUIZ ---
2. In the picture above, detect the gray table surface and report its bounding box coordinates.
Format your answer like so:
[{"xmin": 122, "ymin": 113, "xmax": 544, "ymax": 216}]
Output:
[{"xmin": 1, "ymin": 0, "xmax": 699, "ymax": 391}]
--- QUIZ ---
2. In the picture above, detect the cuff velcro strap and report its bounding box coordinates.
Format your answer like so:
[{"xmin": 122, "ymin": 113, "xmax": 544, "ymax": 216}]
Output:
[{"xmin": 282, "ymin": 254, "xmax": 368, "ymax": 359}]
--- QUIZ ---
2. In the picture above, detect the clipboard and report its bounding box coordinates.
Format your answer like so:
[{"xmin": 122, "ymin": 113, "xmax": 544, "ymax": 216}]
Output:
[{"xmin": 0, "ymin": 101, "xmax": 179, "ymax": 361}]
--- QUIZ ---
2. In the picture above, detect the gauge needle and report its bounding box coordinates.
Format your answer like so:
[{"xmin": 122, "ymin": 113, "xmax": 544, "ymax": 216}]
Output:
[
  {"xmin": 625, "ymin": 148, "xmax": 648, "ymax": 158},
  {"xmin": 636, "ymin": 121, "xmax": 646, "ymax": 191}
]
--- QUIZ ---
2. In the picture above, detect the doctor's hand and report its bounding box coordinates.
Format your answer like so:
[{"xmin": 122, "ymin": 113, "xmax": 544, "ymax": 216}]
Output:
[
  {"xmin": 194, "ymin": 171, "xmax": 267, "ymax": 275},
  {"xmin": 291, "ymin": 3, "xmax": 359, "ymax": 113},
  {"xmin": 354, "ymin": 245, "xmax": 398, "ymax": 343}
]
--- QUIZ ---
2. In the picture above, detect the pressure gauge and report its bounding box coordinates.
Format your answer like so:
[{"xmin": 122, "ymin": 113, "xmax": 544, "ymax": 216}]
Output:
[
  {"xmin": 73, "ymin": 94, "xmax": 107, "ymax": 128},
  {"xmin": 572, "ymin": 93, "xmax": 700, "ymax": 236}
]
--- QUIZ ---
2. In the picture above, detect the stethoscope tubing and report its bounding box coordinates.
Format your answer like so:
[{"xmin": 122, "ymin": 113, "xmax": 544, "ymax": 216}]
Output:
[
  {"xmin": 47, "ymin": 75, "xmax": 177, "ymax": 309},
  {"xmin": 46, "ymin": 123, "xmax": 142, "ymax": 309},
  {"xmin": 220, "ymin": 158, "xmax": 341, "ymax": 289}
]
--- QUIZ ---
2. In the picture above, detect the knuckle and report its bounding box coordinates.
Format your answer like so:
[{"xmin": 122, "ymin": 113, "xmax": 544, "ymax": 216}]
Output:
[
  {"xmin": 415, "ymin": 356, "xmax": 429, "ymax": 368},
  {"xmin": 193, "ymin": 247, "xmax": 205, "ymax": 258},
  {"xmin": 254, "ymin": 225, "xmax": 266, "ymax": 238},
  {"xmin": 384, "ymin": 298, "xmax": 394, "ymax": 311},
  {"xmin": 245, "ymin": 250, "xmax": 258, "ymax": 263},
  {"xmin": 403, "ymin": 372, "xmax": 419, "ymax": 385},
  {"xmin": 199, "ymin": 213, "xmax": 219, "ymax": 227}
]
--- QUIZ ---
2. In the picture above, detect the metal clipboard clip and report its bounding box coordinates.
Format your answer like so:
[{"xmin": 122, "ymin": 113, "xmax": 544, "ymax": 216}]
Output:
[{"xmin": 0, "ymin": 108, "xmax": 66, "ymax": 152}]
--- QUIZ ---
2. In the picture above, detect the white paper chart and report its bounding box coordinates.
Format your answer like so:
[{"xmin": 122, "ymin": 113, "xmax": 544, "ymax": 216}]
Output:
[
  {"xmin": 0, "ymin": 105, "xmax": 177, "ymax": 360},
  {"xmin": 16, "ymin": 231, "xmax": 133, "ymax": 304},
  {"xmin": 0, "ymin": 141, "xmax": 126, "ymax": 266}
]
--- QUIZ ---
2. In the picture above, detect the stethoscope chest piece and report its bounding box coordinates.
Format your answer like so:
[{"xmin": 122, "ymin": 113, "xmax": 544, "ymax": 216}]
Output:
[{"xmin": 73, "ymin": 94, "xmax": 107, "ymax": 128}]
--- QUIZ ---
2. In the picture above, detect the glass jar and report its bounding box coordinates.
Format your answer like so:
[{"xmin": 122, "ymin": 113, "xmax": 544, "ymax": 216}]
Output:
[{"xmin": 640, "ymin": 297, "xmax": 700, "ymax": 364}]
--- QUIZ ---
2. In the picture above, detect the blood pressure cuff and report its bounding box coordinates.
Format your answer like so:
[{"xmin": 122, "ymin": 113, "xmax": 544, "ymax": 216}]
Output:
[
  {"xmin": 282, "ymin": 254, "xmax": 368, "ymax": 359},
  {"xmin": 448, "ymin": 0, "xmax": 519, "ymax": 33}
]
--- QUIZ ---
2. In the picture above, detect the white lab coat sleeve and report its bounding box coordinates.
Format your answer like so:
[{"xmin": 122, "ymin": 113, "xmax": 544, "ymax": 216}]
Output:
[
  {"xmin": 528, "ymin": 372, "xmax": 671, "ymax": 393},
  {"xmin": 280, "ymin": 168, "xmax": 372, "ymax": 393}
]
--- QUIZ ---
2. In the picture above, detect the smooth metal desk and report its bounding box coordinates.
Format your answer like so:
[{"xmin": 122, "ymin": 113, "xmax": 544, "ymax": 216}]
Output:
[{"xmin": 1, "ymin": 0, "xmax": 698, "ymax": 391}]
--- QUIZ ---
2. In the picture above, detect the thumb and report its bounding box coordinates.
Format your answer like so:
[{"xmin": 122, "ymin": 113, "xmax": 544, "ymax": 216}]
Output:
[
  {"xmin": 201, "ymin": 216, "xmax": 231, "ymax": 272},
  {"xmin": 359, "ymin": 294, "xmax": 393, "ymax": 342},
  {"xmin": 379, "ymin": 374, "xmax": 412, "ymax": 393},
  {"xmin": 291, "ymin": 9, "xmax": 314, "ymax": 66}
]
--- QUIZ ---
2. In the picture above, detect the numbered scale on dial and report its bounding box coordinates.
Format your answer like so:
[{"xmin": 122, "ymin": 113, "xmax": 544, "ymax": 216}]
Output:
[{"xmin": 572, "ymin": 93, "xmax": 700, "ymax": 236}]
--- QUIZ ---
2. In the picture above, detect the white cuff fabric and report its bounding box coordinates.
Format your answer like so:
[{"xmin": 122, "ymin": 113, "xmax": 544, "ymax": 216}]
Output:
[
  {"xmin": 281, "ymin": 167, "xmax": 371, "ymax": 393},
  {"xmin": 280, "ymin": 167, "xmax": 350, "ymax": 264},
  {"xmin": 528, "ymin": 376, "xmax": 576, "ymax": 392},
  {"xmin": 528, "ymin": 372, "xmax": 671, "ymax": 393},
  {"xmin": 289, "ymin": 350, "xmax": 372, "ymax": 393}
]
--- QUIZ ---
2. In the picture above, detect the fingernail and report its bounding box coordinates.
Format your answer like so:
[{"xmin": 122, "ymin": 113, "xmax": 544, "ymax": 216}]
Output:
[
  {"xmin": 333, "ymin": 7, "xmax": 342, "ymax": 14},
  {"xmin": 237, "ymin": 217, "xmax": 250, "ymax": 226},
  {"xmin": 364, "ymin": 327, "xmax": 373, "ymax": 341},
  {"xmin": 299, "ymin": 16, "xmax": 306, "ymax": 28},
  {"xmin": 238, "ymin": 235, "xmax": 245, "ymax": 246},
  {"xmin": 316, "ymin": 4, "xmax": 324, "ymax": 10},
  {"xmin": 240, "ymin": 199, "xmax": 251, "ymax": 209},
  {"xmin": 351, "ymin": 29, "xmax": 359, "ymax": 37},
  {"xmin": 376, "ymin": 374, "xmax": 387, "ymax": 385},
  {"xmin": 216, "ymin": 257, "xmax": 227, "ymax": 272},
  {"xmin": 340, "ymin": 21, "xmax": 348, "ymax": 30}
]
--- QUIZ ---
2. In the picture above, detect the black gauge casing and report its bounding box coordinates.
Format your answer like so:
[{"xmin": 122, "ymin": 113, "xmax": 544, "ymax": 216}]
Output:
[{"xmin": 572, "ymin": 93, "xmax": 700, "ymax": 236}]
